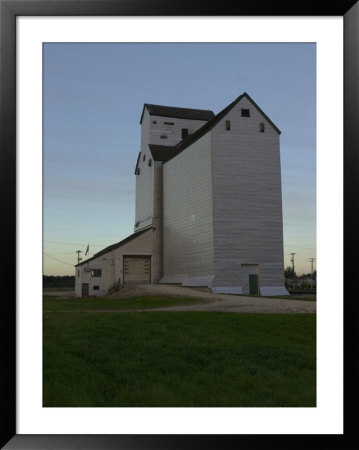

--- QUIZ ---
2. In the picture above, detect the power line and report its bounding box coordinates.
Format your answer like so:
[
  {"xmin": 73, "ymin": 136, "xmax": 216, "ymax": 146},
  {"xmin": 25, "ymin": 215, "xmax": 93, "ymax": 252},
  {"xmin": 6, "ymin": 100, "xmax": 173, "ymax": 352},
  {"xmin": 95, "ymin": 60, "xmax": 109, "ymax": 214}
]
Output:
[
  {"xmin": 284, "ymin": 244, "xmax": 316, "ymax": 251},
  {"xmin": 309, "ymin": 258, "xmax": 316, "ymax": 289},
  {"xmin": 76, "ymin": 250, "xmax": 82, "ymax": 265},
  {"xmin": 289, "ymin": 253, "xmax": 296, "ymax": 276},
  {"xmin": 44, "ymin": 240, "xmax": 105, "ymax": 247},
  {"xmin": 44, "ymin": 253, "xmax": 75, "ymax": 266},
  {"xmin": 309, "ymin": 257, "xmax": 316, "ymax": 273}
]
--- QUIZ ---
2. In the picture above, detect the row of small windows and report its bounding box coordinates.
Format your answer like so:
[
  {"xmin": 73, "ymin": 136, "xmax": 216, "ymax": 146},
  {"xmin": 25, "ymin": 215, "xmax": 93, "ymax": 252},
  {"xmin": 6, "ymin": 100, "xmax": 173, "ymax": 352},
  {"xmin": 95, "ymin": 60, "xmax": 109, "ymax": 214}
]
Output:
[
  {"xmin": 225, "ymin": 120, "xmax": 265, "ymax": 133},
  {"xmin": 152, "ymin": 120, "xmax": 175, "ymax": 126},
  {"xmin": 152, "ymin": 119, "xmax": 189, "ymax": 140}
]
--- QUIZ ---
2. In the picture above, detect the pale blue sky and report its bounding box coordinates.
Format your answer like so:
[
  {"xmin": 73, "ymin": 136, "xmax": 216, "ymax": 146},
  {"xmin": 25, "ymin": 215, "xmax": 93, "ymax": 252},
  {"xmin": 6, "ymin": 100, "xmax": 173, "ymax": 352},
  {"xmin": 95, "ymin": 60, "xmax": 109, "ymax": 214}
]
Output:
[{"xmin": 43, "ymin": 43, "xmax": 316, "ymax": 276}]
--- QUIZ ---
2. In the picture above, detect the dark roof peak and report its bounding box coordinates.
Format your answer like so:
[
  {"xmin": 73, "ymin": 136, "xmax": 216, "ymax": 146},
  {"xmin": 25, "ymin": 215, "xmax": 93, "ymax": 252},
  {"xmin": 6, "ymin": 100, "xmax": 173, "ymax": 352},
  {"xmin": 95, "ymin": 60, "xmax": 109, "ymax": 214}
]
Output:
[{"xmin": 140, "ymin": 103, "xmax": 215, "ymax": 124}]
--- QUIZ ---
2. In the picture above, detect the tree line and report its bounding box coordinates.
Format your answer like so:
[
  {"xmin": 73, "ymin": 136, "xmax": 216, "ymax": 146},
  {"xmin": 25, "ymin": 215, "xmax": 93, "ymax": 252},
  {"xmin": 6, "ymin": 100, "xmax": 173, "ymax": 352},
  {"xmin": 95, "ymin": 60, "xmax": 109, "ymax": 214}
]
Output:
[
  {"xmin": 43, "ymin": 275, "xmax": 75, "ymax": 288},
  {"xmin": 284, "ymin": 267, "xmax": 316, "ymax": 280}
]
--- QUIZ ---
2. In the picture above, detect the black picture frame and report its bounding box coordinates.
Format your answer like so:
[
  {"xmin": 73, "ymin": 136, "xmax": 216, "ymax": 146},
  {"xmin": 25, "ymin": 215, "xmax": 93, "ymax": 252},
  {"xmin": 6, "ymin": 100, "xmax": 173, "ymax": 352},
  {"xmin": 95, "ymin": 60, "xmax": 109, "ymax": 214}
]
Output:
[{"xmin": 1, "ymin": 1, "xmax": 357, "ymax": 448}]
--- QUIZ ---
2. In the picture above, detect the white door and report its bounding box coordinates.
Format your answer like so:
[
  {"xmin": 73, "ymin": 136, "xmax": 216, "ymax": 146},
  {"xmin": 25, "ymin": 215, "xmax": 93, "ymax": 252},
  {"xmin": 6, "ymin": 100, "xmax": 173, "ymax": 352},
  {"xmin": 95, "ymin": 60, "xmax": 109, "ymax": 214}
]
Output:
[{"xmin": 123, "ymin": 256, "xmax": 151, "ymax": 285}]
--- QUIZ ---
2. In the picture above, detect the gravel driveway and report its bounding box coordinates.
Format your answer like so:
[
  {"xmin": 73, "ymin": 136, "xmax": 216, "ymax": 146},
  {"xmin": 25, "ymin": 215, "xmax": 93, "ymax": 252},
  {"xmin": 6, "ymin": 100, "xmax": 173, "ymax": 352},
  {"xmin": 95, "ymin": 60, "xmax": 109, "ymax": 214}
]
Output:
[{"xmin": 109, "ymin": 284, "xmax": 316, "ymax": 314}]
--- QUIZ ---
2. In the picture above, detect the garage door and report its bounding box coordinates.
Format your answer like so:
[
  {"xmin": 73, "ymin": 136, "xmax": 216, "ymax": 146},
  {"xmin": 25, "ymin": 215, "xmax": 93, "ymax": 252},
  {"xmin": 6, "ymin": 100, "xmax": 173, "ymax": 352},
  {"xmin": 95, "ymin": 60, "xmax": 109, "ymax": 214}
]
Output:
[{"xmin": 123, "ymin": 256, "xmax": 151, "ymax": 285}]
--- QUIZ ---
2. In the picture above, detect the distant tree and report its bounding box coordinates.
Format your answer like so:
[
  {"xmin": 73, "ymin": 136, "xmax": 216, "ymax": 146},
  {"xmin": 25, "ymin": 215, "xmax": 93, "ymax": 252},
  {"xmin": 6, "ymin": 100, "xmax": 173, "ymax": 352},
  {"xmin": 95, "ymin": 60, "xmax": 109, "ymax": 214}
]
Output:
[
  {"xmin": 284, "ymin": 266, "xmax": 296, "ymax": 279},
  {"xmin": 43, "ymin": 275, "xmax": 75, "ymax": 288}
]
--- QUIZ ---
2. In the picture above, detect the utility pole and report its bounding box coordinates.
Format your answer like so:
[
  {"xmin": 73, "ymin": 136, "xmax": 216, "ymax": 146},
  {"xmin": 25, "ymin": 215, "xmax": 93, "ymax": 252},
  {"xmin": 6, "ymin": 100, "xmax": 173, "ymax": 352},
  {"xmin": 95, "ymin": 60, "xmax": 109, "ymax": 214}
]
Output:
[
  {"xmin": 76, "ymin": 250, "xmax": 82, "ymax": 265},
  {"xmin": 289, "ymin": 253, "xmax": 296, "ymax": 278},
  {"xmin": 309, "ymin": 257, "xmax": 316, "ymax": 289}
]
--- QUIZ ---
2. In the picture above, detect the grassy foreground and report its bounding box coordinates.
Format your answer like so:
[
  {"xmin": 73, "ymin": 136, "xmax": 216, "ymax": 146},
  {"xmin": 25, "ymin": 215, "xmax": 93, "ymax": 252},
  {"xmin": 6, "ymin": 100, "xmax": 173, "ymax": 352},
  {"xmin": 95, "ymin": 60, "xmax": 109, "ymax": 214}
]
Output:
[
  {"xmin": 43, "ymin": 295, "xmax": 202, "ymax": 311},
  {"xmin": 43, "ymin": 309, "xmax": 316, "ymax": 407}
]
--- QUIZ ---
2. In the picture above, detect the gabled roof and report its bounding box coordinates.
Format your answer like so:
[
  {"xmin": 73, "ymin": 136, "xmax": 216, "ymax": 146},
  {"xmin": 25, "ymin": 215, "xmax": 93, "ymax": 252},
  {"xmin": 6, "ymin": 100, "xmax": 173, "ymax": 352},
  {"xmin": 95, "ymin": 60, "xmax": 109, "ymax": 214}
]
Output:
[
  {"xmin": 75, "ymin": 227, "xmax": 152, "ymax": 267},
  {"xmin": 164, "ymin": 92, "xmax": 281, "ymax": 163},
  {"xmin": 148, "ymin": 144, "xmax": 178, "ymax": 163},
  {"xmin": 134, "ymin": 145, "xmax": 178, "ymax": 173},
  {"xmin": 140, "ymin": 103, "xmax": 215, "ymax": 124}
]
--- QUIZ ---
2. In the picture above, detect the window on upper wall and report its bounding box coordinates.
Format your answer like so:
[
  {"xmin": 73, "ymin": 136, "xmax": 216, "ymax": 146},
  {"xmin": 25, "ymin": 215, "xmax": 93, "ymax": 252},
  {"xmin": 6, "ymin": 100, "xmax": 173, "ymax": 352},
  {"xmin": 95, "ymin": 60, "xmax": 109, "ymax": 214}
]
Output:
[
  {"xmin": 160, "ymin": 135, "xmax": 167, "ymax": 139},
  {"xmin": 93, "ymin": 286, "xmax": 99, "ymax": 290},
  {"xmin": 259, "ymin": 122, "xmax": 265, "ymax": 132},
  {"xmin": 225, "ymin": 120, "xmax": 231, "ymax": 130},
  {"xmin": 152, "ymin": 120, "xmax": 157, "ymax": 124},
  {"xmin": 148, "ymin": 159, "xmax": 152, "ymax": 167},
  {"xmin": 181, "ymin": 128, "xmax": 188, "ymax": 139},
  {"xmin": 91, "ymin": 269, "xmax": 102, "ymax": 277},
  {"xmin": 241, "ymin": 109, "xmax": 250, "ymax": 117},
  {"xmin": 143, "ymin": 154, "xmax": 146, "ymax": 161}
]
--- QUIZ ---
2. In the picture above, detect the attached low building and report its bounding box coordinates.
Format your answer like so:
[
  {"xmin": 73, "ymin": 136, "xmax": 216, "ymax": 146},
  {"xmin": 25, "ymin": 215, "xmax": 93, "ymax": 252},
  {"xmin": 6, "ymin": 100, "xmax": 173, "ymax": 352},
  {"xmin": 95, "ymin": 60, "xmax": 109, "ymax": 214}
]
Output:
[{"xmin": 75, "ymin": 228, "xmax": 152, "ymax": 298}]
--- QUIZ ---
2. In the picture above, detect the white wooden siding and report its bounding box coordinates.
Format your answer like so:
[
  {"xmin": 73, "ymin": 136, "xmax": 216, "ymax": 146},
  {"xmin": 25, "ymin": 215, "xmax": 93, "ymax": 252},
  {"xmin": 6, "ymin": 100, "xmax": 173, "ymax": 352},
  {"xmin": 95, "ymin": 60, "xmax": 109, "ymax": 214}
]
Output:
[
  {"xmin": 135, "ymin": 109, "xmax": 154, "ymax": 230},
  {"xmin": 162, "ymin": 133, "xmax": 215, "ymax": 283},
  {"xmin": 135, "ymin": 109, "xmax": 209, "ymax": 231},
  {"xmin": 211, "ymin": 96, "xmax": 285, "ymax": 290}
]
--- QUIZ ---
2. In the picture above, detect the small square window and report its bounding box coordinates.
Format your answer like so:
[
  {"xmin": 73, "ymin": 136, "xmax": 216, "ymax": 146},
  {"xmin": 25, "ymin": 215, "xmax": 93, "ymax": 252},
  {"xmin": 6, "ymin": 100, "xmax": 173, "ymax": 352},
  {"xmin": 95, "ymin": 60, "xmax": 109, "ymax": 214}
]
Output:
[
  {"xmin": 160, "ymin": 135, "xmax": 167, "ymax": 139},
  {"xmin": 181, "ymin": 128, "xmax": 188, "ymax": 139},
  {"xmin": 91, "ymin": 269, "xmax": 102, "ymax": 277},
  {"xmin": 152, "ymin": 121, "xmax": 157, "ymax": 124},
  {"xmin": 241, "ymin": 109, "xmax": 250, "ymax": 117},
  {"xmin": 259, "ymin": 122, "xmax": 265, "ymax": 132},
  {"xmin": 225, "ymin": 120, "xmax": 231, "ymax": 130},
  {"xmin": 93, "ymin": 286, "xmax": 100, "ymax": 290}
]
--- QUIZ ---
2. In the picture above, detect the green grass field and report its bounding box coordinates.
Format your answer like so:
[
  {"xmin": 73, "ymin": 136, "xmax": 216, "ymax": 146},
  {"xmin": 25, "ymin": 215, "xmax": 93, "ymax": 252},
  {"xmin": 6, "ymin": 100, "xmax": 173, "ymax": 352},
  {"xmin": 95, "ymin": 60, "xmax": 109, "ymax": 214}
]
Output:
[
  {"xmin": 43, "ymin": 298, "xmax": 316, "ymax": 407},
  {"xmin": 43, "ymin": 295, "xmax": 202, "ymax": 311},
  {"xmin": 43, "ymin": 287, "xmax": 75, "ymax": 292}
]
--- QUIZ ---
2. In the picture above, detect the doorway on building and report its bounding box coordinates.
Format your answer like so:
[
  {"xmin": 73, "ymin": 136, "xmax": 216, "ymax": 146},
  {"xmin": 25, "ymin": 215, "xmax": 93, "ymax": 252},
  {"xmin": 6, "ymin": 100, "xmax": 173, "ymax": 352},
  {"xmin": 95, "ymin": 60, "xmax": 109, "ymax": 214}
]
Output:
[
  {"xmin": 82, "ymin": 283, "xmax": 89, "ymax": 298},
  {"xmin": 249, "ymin": 274, "xmax": 259, "ymax": 295},
  {"xmin": 241, "ymin": 264, "xmax": 260, "ymax": 295}
]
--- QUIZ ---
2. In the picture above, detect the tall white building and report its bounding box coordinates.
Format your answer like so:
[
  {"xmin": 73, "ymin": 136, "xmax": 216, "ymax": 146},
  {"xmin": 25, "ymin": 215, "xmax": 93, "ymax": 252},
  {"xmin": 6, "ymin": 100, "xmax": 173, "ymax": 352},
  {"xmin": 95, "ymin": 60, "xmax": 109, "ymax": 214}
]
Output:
[{"xmin": 75, "ymin": 93, "xmax": 288, "ymax": 297}]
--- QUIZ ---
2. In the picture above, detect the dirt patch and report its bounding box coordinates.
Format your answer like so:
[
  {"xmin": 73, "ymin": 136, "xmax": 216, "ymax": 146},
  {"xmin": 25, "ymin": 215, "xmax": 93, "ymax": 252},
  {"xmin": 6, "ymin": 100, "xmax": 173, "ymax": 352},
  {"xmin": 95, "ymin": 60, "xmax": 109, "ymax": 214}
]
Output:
[
  {"xmin": 109, "ymin": 284, "xmax": 316, "ymax": 314},
  {"xmin": 107, "ymin": 284, "xmax": 215, "ymax": 300}
]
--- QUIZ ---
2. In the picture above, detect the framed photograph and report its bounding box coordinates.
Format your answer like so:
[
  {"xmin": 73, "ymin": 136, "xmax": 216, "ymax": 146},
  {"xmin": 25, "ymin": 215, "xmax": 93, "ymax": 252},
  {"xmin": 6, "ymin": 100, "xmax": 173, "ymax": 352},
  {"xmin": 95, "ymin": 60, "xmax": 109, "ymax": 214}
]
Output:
[{"xmin": 1, "ymin": 0, "xmax": 357, "ymax": 448}]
